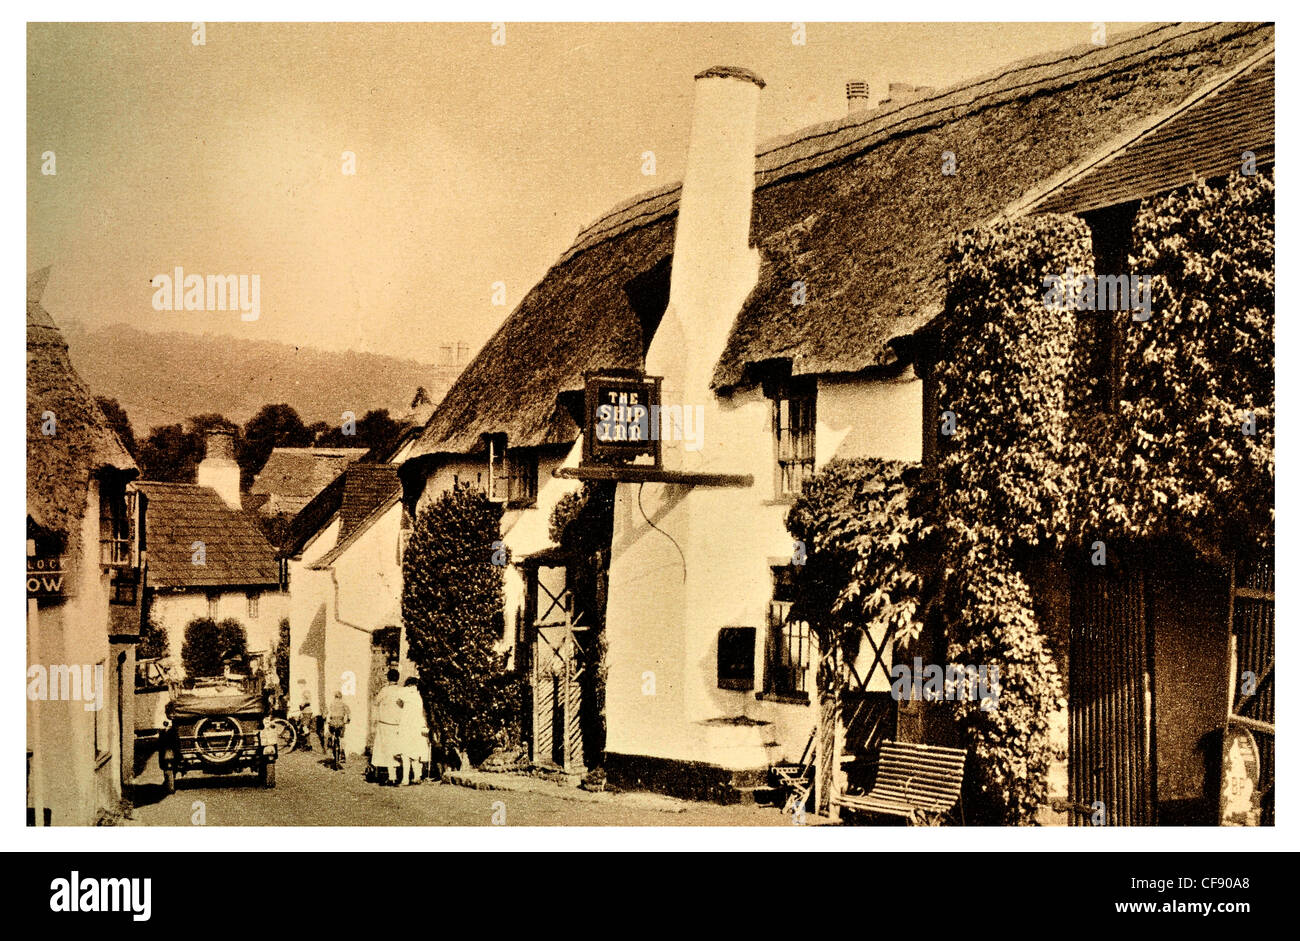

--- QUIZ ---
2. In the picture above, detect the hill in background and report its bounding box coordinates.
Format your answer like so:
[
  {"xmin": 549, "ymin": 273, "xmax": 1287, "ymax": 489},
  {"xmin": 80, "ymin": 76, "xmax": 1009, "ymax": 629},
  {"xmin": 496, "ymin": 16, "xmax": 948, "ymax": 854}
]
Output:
[{"xmin": 64, "ymin": 323, "xmax": 464, "ymax": 434}]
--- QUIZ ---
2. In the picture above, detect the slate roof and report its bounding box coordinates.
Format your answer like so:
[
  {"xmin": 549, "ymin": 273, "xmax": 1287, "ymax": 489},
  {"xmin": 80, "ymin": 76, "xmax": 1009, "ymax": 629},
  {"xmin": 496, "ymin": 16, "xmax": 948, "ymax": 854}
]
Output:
[
  {"xmin": 338, "ymin": 463, "xmax": 402, "ymax": 540},
  {"xmin": 135, "ymin": 481, "xmax": 281, "ymax": 588},
  {"xmin": 27, "ymin": 267, "xmax": 137, "ymax": 535},
  {"xmin": 406, "ymin": 21, "xmax": 1274, "ymax": 459},
  {"xmin": 249, "ymin": 447, "xmax": 368, "ymax": 515}
]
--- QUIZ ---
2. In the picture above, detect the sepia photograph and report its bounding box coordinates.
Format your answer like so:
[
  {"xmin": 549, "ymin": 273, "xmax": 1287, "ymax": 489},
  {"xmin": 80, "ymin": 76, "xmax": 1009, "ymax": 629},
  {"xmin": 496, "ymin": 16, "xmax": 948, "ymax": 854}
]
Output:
[{"xmin": 25, "ymin": 15, "xmax": 1275, "ymax": 849}]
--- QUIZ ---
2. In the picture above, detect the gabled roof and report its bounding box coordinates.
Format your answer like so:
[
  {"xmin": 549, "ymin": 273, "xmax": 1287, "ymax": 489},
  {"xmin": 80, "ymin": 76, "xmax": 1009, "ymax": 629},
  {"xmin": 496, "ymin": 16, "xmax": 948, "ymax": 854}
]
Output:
[
  {"xmin": 338, "ymin": 464, "xmax": 401, "ymax": 539},
  {"xmin": 135, "ymin": 481, "xmax": 280, "ymax": 588},
  {"xmin": 27, "ymin": 268, "xmax": 137, "ymax": 534},
  {"xmin": 249, "ymin": 447, "xmax": 368, "ymax": 514},
  {"xmin": 277, "ymin": 471, "xmax": 346, "ymax": 558},
  {"xmin": 407, "ymin": 21, "xmax": 1274, "ymax": 460},
  {"xmin": 307, "ymin": 483, "xmax": 402, "ymax": 571}
]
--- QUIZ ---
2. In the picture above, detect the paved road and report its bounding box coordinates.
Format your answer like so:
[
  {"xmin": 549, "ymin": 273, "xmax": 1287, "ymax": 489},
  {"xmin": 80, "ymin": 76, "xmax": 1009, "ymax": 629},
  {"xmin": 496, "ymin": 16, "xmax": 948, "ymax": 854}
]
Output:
[{"xmin": 128, "ymin": 750, "xmax": 791, "ymax": 827}]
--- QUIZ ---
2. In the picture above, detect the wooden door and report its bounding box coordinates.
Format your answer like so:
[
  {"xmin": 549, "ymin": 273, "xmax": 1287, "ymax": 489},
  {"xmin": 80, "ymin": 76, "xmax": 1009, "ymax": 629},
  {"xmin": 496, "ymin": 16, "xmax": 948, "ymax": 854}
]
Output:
[{"xmin": 1069, "ymin": 564, "xmax": 1154, "ymax": 825}]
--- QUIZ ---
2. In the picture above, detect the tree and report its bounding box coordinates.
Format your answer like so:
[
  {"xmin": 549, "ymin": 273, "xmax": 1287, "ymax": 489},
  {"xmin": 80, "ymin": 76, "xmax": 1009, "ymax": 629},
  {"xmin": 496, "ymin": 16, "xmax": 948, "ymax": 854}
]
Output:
[
  {"xmin": 314, "ymin": 408, "xmax": 410, "ymax": 458},
  {"xmin": 240, "ymin": 404, "xmax": 311, "ymax": 489},
  {"xmin": 137, "ymin": 424, "xmax": 201, "ymax": 482},
  {"xmin": 181, "ymin": 617, "xmax": 249, "ymax": 678},
  {"xmin": 137, "ymin": 612, "xmax": 170, "ymax": 661},
  {"xmin": 273, "ymin": 618, "xmax": 291, "ymax": 694},
  {"xmin": 137, "ymin": 414, "xmax": 237, "ymax": 483},
  {"xmin": 96, "ymin": 396, "xmax": 136, "ymax": 458},
  {"xmin": 401, "ymin": 485, "xmax": 520, "ymax": 763}
]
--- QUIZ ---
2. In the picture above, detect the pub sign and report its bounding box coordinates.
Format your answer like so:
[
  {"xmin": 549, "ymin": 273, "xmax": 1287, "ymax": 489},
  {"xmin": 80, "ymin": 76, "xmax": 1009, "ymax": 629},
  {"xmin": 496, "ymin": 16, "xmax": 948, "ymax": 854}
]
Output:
[{"xmin": 582, "ymin": 372, "xmax": 662, "ymax": 467}]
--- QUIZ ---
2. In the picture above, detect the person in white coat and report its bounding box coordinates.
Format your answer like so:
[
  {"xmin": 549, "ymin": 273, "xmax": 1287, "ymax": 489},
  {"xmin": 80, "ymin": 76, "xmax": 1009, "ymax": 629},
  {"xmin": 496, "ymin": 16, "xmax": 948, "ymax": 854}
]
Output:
[
  {"xmin": 370, "ymin": 669, "xmax": 403, "ymax": 785},
  {"xmin": 398, "ymin": 677, "xmax": 429, "ymax": 785}
]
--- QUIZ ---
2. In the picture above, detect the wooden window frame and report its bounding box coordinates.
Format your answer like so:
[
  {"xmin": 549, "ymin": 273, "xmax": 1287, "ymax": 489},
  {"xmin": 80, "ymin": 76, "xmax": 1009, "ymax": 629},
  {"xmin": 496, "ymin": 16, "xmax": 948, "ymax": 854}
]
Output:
[
  {"xmin": 764, "ymin": 566, "xmax": 812, "ymax": 700},
  {"xmin": 770, "ymin": 380, "xmax": 816, "ymax": 500}
]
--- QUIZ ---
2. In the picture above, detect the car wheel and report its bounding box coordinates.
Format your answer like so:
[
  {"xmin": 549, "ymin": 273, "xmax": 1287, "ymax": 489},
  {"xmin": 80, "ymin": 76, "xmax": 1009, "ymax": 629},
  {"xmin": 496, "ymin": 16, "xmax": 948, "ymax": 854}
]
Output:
[{"xmin": 193, "ymin": 715, "xmax": 243, "ymax": 766}]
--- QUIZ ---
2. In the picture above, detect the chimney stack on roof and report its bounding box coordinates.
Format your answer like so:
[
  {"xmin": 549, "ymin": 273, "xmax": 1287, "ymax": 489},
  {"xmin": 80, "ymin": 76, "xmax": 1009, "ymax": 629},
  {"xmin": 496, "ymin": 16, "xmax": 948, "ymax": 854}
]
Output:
[
  {"xmin": 879, "ymin": 82, "xmax": 934, "ymax": 108},
  {"xmin": 647, "ymin": 65, "xmax": 764, "ymax": 469},
  {"xmin": 197, "ymin": 428, "xmax": 242, "ymax": 510},
  {"xmin": 846, "ymin": 80, "xmax": 870, "ymax": 113}
]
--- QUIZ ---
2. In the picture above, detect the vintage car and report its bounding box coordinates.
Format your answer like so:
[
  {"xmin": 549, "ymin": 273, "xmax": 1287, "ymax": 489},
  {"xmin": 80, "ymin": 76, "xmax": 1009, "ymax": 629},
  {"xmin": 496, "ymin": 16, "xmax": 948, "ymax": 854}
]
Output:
[{"xmin": 159, "ymin": 677, "xmax": 277, "ymax": 791}]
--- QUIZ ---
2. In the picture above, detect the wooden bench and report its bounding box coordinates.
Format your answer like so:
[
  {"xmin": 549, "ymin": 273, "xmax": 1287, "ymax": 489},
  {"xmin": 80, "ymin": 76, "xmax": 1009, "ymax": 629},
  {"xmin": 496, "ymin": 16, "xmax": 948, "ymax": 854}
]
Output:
[{"xmin": 832, "ymin": 740, "xmax": 967, "ymax": 825}]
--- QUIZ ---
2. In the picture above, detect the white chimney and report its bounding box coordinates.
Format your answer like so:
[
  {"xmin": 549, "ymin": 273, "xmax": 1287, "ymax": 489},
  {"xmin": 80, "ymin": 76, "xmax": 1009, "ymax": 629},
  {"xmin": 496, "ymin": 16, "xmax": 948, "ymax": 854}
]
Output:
[
  {"xmin": 197, "ymin": 429, "xmax": 242, "ymax": 509},
  {"xmin": 846, "ymin": 80, "xmax": 870, "ymax": 113},
  {"xmin": 647, "ymin": 66, "xmax": 764, "ymax": 429}
]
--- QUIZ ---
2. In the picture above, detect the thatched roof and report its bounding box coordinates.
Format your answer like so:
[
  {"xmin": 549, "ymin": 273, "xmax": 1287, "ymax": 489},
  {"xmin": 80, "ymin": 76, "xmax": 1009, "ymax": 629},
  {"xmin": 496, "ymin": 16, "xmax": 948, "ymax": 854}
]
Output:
[
  {"xmin": 408, "ymin": 21, "xmax": 1273, "ymax": 460},
  {"xmin": 27, "ymin": 268, "xmax": 137, "ymax": 534},
  {"xmin": 135, "ymin": 481, "xmax": 280, "ymax": 588}
]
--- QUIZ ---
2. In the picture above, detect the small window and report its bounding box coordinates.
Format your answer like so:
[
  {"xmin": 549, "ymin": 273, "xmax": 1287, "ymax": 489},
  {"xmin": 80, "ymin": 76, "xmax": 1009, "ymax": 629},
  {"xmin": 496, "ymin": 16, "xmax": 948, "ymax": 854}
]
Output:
[
  {"xmin": 766, "ymin": 567, "xmax": 812, "ymax": 698},
  {"xmin": 506, "ymin": 450, "xmax": 538, "ymax": 508},
  {"xmin": 771, "ymin": 382, "xmax": 816, "ymax": 498},
  {"xmin": 207, "ymin": 594, "xmax": 219, "ymax": 620},
  {"xmin": 99, "ymin": 485, "xmax": 133, "ymax": 568},
  {"xmin": 398, "ymin": 505, "xmax": 413, "ymax": 565},
  {"xmin": 717, "ymin": 627, "xmax": 756, "ymax": 691},
  {"xmin": 247, "ymin": 592, "xmax": 260, "ymax": 620}
]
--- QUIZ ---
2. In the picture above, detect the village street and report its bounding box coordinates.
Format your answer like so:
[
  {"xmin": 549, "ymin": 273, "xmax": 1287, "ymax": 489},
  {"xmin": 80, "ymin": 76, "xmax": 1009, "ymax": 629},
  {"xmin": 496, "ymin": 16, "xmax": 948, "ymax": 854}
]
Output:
[{"xmin": 127, "ymin": 750, "xmax": 793, "ymax": 827}]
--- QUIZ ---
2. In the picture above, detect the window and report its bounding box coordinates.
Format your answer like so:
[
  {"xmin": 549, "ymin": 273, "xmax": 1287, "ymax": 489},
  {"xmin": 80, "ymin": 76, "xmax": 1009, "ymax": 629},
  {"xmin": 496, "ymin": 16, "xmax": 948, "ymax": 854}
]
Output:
[
  {"xmin": 207, "ymin": 593, "xmax": 219, "ymax": 620},
  {"xmin": 99, "ymin": 484, "xmax": 134, "ymax": 568},
  {"xmin": 765, "ymin": 567, "xmax": 812, "ymax": 699},
  {"xmin": 717, "ymin": 627, "xmax": 756, "ymax": 691},
  {"xmin": 486, "ymin": 439, "xmax": 537, "ymax": 507},
  {"xmin": 247, "ymin": 592, "xmax": 260, "ymax": 620},
  {"xmin": 506, "ymin": 450, "xmax": 538, "ymax": 508},
  {"xmin": 1081, "ymin": 201, "xmax": 1139, "ymax": 413},
  {"xmin": 772, "ymin": 382, "xmax": 816, "ymax": 498},
  {"xmin": 488, "ymin": 437, "xmax": 508, "ymax": 502}
]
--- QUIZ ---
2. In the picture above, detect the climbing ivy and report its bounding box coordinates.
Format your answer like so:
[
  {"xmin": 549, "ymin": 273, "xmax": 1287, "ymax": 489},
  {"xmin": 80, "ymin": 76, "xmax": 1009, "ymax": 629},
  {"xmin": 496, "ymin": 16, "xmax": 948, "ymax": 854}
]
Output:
[
  {"xmin": 1082, "ymin": 169, "xmax": 1275, "ymax": 552},
  {"xmin": 783, "ymin": 174, "xmax": 1273, "ymax": 826},
  {"xmin": 785, "ymin": 459, "xmax": 935, "ymax": 680}
]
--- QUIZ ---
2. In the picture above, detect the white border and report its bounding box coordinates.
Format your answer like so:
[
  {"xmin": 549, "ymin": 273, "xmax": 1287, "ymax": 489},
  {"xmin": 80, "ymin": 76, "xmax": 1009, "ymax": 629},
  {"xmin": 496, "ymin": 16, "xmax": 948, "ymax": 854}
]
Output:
[{"xmin": 9, "ymin": 4, "xmax": 1294, "ymax": 854}]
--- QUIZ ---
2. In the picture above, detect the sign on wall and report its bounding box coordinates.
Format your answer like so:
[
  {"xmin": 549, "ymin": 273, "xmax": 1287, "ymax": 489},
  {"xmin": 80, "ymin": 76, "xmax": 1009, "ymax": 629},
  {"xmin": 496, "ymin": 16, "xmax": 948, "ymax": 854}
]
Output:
[
  {"xmin": 27, "ymin": 555, "xmax": 66, "ymax": 598},
  {"xmin": 582, "ymin": 372, "xmax": 662, "ymax": 467}
]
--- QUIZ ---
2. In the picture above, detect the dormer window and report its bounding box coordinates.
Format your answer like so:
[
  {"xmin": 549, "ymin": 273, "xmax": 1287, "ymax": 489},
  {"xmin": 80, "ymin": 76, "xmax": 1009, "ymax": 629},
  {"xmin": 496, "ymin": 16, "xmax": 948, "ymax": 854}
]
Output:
[
  {"xmin": 486, "ymin": 436, "xmax": 538, "ymax": 508},
  {"xmin": 770, "ymin": 380, "xmax": 816, "ymax": 499},
  {"xmin": 99, "ymin": 479, "xmax": 135, "ymax": 569}
]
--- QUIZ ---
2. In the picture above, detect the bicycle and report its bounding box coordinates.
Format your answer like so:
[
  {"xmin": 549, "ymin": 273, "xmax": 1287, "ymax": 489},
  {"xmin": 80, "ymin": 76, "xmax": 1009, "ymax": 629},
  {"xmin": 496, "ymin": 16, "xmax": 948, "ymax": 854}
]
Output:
[
  {"xmin": 326, "ymin": 725, "xmax": 347, "ymax": 769},
  {"xmin": 267, "ymin": 716, "xmax": 297, "ymax": 753}
]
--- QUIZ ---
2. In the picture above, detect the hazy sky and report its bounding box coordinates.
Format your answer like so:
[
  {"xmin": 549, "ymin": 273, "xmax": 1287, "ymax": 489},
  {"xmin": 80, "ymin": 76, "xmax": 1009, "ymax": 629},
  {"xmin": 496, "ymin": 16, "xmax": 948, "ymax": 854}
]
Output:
[{"xmin": 28, "ymin": 22, "xmax": 1144, "ymax": 364}]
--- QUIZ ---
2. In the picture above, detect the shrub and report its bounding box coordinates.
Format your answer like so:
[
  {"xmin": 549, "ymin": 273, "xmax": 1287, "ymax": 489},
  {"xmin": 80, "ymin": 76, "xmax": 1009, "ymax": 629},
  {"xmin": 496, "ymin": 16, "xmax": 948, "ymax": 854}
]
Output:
[
  {"xmin": 402, "ymin": 485, "xmax": 521, "ymax": 763},
  {"xmin": 181, "ymin": 617, "xmax": 249, "ymax": 678},
  {"xmin": 137, "ymin": 612, "xmax": 170, "ymax": 661}
]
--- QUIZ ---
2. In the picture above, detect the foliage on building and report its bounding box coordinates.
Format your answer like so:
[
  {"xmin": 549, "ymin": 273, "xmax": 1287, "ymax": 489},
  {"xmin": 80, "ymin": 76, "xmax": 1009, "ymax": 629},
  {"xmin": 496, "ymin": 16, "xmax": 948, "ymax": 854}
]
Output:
[{"xmin": 785, "ymin": 170, "xmax": 1274, "ymax": 824}]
